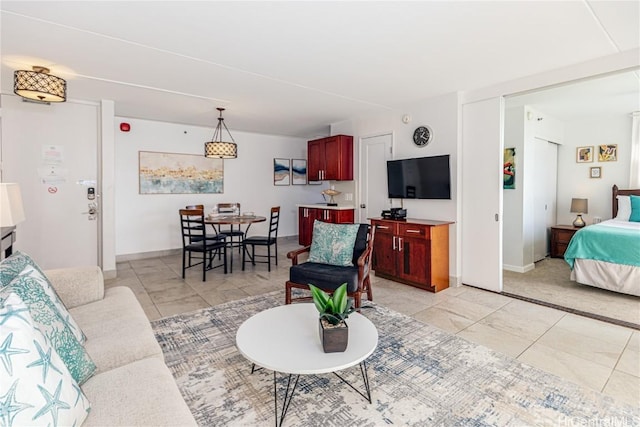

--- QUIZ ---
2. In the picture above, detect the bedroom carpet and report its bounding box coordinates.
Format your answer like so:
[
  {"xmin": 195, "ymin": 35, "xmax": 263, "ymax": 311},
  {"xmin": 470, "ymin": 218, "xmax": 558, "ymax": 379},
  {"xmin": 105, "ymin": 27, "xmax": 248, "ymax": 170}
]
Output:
[
  {"xmin": 152, "ymin": 291, "xmax": 639, "ymax": 426},
  {"xmin": 503, "ymin": 258, "xmax": 639, "ymax": 329}
]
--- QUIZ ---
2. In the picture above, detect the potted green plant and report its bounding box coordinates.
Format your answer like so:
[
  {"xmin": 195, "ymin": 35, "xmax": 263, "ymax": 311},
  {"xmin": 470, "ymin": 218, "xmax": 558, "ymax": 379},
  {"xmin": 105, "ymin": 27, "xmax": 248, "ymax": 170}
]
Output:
[{"xmin": 309, "ymin": 283, "xmax": 355, "ymax": 353}]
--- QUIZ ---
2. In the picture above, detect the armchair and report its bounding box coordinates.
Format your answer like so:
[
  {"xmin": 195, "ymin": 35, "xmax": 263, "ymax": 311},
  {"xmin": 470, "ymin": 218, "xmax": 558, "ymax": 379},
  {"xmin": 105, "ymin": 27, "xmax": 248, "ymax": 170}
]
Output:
[{"xmin": 285, "ymin": 222, "xmax": 375, "ymax": 308}]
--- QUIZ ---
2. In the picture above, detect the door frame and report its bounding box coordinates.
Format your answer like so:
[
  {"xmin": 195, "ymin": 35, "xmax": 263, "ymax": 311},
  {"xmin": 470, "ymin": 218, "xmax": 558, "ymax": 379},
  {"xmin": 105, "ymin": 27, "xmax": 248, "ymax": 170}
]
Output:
[{"xmin": 358, "ymin": 131, "xmax": 394, "ymax": 223}]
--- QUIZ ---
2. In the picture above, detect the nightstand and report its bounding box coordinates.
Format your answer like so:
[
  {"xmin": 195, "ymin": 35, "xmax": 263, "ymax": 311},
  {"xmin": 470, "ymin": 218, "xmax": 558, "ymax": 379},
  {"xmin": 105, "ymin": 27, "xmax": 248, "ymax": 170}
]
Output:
[{"xmin": 550, "ymin": 225, "xmax": 580, "ymax": 258}]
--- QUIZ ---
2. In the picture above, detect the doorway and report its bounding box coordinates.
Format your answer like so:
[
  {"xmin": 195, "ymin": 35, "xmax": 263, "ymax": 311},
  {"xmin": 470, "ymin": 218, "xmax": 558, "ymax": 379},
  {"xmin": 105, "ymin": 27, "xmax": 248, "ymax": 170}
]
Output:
[{"xmin": 360, "ymin": 133, "xmax": 392, "ymax": 222}]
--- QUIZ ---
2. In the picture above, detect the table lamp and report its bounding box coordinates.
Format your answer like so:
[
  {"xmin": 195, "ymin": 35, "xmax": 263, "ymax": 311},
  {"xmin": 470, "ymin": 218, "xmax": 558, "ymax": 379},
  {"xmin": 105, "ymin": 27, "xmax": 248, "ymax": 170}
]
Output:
[
  {"xmin": 0, "ymin": 183, "xmax": 26, "ymax": 227},
  {"xmin": 570, "ymin": 198, "xmax": 588, "ymax": 228}
]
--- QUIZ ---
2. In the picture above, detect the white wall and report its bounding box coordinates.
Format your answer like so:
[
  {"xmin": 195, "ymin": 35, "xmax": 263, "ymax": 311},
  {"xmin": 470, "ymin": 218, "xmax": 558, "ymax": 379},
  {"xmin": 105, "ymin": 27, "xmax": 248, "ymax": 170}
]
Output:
[
  {"xmin": 557, "ymin": 114, "xmax": 632, "ymax": 224},
  {"xmin": 114, "ymin": 118, "xmax": 319, "ymax": 257},
  {"xmin": 331, "ymin": 92, "xmax": 461, "ymax": 283},
  {"xmin": 503, "ymin": 106, "xmax": 526, "ymax": 269}
]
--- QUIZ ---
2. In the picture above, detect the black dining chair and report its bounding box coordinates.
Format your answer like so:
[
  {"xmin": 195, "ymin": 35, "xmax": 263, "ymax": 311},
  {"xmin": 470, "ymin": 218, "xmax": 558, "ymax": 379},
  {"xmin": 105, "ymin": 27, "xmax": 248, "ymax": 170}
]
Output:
[
  {"xmin": 242, "ymin": 206, "xmax": 280, "ymax": 272},
  {"xmin": 185, "ymin": 204, "xmax": 225, "ymax": 243},
  {"xmin": 179, "ymin": 209, "xmax": 227, "ymax": 281},
  {"xmin": 215, "ymin": 203, "xmax": 245, "ymax": 253}
]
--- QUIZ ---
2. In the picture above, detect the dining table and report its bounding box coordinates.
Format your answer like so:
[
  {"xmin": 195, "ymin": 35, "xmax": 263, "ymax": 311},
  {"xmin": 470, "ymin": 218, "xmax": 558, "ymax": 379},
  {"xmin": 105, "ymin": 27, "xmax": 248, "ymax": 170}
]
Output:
[{"xmin": 205, "ymin": 214, "xmax": 266, "ymax": 273}]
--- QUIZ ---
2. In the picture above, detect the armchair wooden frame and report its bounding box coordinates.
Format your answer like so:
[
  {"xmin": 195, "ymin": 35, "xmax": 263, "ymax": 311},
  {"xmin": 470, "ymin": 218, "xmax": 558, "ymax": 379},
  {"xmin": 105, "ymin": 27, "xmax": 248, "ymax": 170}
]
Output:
[{"xmin": 285, "ymin": 225, "xmax": 375, "ymax": 308}]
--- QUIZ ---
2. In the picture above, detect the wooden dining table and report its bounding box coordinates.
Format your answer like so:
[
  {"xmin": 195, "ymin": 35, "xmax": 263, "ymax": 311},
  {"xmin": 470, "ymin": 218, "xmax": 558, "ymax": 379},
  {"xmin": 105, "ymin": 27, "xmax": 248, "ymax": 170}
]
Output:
[{"xmin": 205, "ymin": 214, "xmax": 266, "ymax": 272}]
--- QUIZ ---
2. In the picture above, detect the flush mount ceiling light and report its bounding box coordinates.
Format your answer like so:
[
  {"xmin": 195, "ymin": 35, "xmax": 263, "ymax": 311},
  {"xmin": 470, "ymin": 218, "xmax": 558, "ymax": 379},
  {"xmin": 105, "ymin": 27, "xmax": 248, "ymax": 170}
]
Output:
[
  {"xmin": 204, "ymin": 108, "xmax": 237, "ymax": 159},
  {"xmin": 14, "ymin": 66, "xmax": 66, "ymax": 103}
]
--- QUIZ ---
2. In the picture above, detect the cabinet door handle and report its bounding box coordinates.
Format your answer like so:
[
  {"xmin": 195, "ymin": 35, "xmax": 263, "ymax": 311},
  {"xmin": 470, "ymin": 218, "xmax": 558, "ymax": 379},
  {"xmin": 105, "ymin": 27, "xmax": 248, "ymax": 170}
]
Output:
[
  {"xmin": 398, "ymin": 237, "xmax": 403, "ymax": 251},
  {"xmin": 376, "ymin": 225, "xmax": 389, "ymax": 230},
  {"xmin": 406, "ymin": 229, "xmax": 421, "ymax": 234},
  {"xmin": 392, "ymin": 236, "xmax": 396, "ymax": 250}
]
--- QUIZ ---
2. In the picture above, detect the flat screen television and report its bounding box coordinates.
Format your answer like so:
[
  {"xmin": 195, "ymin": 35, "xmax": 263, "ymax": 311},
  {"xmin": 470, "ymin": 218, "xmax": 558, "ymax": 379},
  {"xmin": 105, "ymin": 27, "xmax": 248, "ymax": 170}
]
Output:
[{"xmin": 387, "ymin": 155, "xmax": 451, "ymax": 199}]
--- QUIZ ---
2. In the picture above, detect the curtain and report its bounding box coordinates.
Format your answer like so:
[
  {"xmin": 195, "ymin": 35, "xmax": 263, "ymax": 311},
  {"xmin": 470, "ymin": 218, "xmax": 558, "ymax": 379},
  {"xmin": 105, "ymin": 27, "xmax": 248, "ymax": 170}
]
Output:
[{"xmin": 631, "ymin": 112, "xmax": 640, "ymax": 188}]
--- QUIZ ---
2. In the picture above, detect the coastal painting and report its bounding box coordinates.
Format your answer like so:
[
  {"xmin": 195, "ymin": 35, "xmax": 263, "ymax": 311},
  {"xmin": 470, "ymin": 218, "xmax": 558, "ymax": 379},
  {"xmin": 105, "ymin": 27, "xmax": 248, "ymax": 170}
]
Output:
[
  {"xmin": 139, "ymin": 151, "xmax": 224, "ymax": 194},
  {"xmin": 274, "ymin": 158, "xmax": 290, "ymax": 186},
  {"xmin": 291, "ymin": 159, "xmax": 307, "ymax": 185}
]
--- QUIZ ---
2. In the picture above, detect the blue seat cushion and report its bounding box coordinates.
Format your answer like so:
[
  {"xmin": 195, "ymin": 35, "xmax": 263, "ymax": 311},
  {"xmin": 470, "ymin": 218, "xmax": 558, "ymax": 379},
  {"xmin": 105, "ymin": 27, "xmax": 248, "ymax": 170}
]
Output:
[{"xmin": 289, "ymin": 262, "xmax": 358, "ymax": 293}]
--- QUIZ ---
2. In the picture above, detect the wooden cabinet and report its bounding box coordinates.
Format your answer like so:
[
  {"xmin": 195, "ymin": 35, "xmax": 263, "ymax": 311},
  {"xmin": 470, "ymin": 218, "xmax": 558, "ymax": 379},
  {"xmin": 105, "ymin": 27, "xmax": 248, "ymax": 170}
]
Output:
[
  {"xmin": 307, "ymin": 135, "xmax": 353, "ymax": 181},
  {"xmin": 550, "ymin": 225, "xmax": 579, "ymax": 258},
  {"xmin": 371, "ymin": 218, "xmax": 451, "ymax": 292},
  {"xmin": 298, "ymin": 207, "xmax": 355, "ymax": 246}
]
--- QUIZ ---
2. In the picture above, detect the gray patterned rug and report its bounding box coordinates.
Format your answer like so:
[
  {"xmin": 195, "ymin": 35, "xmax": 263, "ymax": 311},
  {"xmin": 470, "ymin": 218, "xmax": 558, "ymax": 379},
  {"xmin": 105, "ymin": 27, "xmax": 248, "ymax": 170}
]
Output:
[{"xmin": 152, "ymin": 291, "xmax": 639, "ymax": 426}]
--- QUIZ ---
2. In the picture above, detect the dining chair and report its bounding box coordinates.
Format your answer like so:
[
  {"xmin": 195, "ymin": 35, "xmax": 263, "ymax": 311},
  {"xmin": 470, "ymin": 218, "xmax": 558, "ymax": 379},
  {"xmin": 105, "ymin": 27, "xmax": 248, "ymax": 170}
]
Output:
[
  {"xmin": 179, "ymin": 209, "xmax": 227, "ymax": 281},
  {"xmin": 242, "ymin": 206, "xmax": 280, "ymax": 272},
  {"xmin": 285, "ymin": 222, "xmax": 375, "ymax": 308},
  {"xmin": 185, "ymin": 204, "xmax": 225, "ymax": 243},
  {"xmin": 215, "ymin": 202, "xmax": 245, "ymax": 253}
]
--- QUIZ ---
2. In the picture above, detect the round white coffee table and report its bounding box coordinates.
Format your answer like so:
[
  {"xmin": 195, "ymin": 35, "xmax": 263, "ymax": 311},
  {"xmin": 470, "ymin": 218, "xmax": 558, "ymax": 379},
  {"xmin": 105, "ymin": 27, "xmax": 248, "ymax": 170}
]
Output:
[{"xmin": 236, "ymin": 303, "xmax": 378, "ymax": 426}]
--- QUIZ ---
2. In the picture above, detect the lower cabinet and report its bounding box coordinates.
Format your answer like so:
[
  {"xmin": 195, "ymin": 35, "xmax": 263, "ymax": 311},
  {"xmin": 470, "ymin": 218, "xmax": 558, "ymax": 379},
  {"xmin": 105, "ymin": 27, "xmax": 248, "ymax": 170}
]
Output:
[
  {"xmin": 371, "ymin": 218, "xmax": 451, "ymax": 292},
  {"xmin": 298, "ymin": 207, "xmax": 355, "ymax": 246}
]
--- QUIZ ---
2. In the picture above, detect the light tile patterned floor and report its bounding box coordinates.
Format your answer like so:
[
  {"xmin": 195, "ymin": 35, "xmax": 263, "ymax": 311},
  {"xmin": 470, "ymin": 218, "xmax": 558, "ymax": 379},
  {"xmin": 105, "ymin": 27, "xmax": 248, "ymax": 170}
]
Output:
[{"xmin": 106, "ymin": 238, "xmax": 640, "ymax": 407}]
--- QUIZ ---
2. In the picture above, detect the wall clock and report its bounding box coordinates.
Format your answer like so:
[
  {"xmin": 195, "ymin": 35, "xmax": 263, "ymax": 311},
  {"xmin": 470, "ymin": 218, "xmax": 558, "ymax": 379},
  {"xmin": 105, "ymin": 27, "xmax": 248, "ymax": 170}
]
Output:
[{"xmin": 413, "ymin": 125, "xmax": 433, "ymax": 147}]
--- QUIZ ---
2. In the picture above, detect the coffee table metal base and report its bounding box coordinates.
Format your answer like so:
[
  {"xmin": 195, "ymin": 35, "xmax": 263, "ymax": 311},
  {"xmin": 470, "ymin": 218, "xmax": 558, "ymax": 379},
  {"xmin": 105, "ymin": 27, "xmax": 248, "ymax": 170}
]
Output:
[{"xmin": 270, "ymin": 360, "xmax": 372, "ymax": 427}]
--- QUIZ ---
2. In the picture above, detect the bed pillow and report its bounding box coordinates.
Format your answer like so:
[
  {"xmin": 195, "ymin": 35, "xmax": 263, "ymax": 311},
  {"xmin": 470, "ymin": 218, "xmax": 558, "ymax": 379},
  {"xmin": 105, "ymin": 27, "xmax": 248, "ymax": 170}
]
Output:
[
  {"xmin": 0, "ymin": 265, "xmax": 97, "ymax": 384},
  {"xmin": 615, "ymin": 195, "xmax": 631, "ymax": 221},
  {"xmin": 629, "ymin": 195, "xmax": 640, "ymax": 222},
  {"xmin": 0, "ymin": 293, "xmax": 91, "ymax": 426},
  {"xmin": 308, "ymin": 220, "xmax": 360, "ymax": 266}
]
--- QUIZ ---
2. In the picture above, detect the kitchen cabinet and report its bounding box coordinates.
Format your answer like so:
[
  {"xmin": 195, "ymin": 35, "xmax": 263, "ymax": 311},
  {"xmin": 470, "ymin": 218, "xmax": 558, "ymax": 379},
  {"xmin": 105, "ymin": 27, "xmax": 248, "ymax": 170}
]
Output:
[
  {"xmin": 307, "ymin": 135, "xmax": 353, "ymax": 181},
  {"xmin": 298, "ymin": 206, "xmax": 355, "ymax": 246},
  {"xmin": 371, "ymin": 218, "xmax": 452, "ymax": 292}
]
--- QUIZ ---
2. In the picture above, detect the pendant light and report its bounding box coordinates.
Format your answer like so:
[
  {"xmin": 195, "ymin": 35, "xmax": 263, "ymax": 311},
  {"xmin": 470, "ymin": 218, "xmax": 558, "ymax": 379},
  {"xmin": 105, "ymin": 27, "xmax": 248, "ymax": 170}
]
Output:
[
  {"xmin": 204, "ymin": 108, "xmax": 237, "ymax": 159},
  {"xmin": 14, "ymin": 66, "xmax": 66, "ymax": 103}
]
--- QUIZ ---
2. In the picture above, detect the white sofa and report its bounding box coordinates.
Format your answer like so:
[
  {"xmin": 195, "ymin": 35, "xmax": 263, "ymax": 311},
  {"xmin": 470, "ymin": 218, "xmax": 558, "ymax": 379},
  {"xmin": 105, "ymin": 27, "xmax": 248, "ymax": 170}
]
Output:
[{"xmin": 45, "ymin": 266, "xmax": 197, "ymax": 426}]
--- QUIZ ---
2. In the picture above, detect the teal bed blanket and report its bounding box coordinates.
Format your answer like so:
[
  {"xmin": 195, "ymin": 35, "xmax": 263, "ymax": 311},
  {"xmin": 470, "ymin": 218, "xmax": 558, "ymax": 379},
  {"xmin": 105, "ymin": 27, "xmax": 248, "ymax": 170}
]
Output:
[{"xmin": 564, "ymin": 222, "xmax": 640, "ymax": 269}]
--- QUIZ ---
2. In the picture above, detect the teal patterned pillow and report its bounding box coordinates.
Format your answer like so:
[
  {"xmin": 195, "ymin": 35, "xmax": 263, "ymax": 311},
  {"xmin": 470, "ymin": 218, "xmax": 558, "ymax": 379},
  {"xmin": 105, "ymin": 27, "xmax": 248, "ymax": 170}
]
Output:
[
  {"xmin": 0, "ymin": 292, "xmax": 91, "ymax": 426},
  {"xmin": 308, "ymin": 220, "xmax": 360, "ymax": 266},
  {"xmin": 1, "ymin": 265, "xmax": 97, "ymax": 385},
  {"xmin": 0, "ymin": 251, "xmax": 86, "ymax": 343}
]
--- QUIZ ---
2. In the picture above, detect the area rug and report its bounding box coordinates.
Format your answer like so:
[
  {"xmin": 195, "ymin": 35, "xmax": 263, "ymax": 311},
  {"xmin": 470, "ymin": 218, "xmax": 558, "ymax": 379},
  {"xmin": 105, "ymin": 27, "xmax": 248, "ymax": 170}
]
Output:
[{"xmin": 152, "ymin": 291, "xmax": 639, "ymax": 426}]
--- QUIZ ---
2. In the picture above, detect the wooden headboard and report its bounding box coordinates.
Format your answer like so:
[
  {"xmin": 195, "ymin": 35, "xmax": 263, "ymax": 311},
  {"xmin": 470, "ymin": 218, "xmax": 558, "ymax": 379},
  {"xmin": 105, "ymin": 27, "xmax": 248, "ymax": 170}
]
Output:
[{"xmin": 612, "ymin": 185, "xmax": 640, "ymax": 218}]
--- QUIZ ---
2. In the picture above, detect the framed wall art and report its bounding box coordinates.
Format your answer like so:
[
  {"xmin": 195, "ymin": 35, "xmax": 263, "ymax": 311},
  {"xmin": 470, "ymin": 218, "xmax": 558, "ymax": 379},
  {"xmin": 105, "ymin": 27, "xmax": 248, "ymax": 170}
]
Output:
[
  {"xmin": 576, "ymin": 146, "xmax": 593, "ymax": 163},
  {"xmin": 139, "ymin": 151, "xmax": 223, "ymax": 194},
  {"xmin": 274, "ymin": 158, "xmax": 291, "ymax": 186},
  {"xmin": 291, "ymin": 159, "xmax": 307, "ymax": 185},
  {"xmin": 590, "ymin": 166, "xmax": 602, "ymax": 179},
  {"xmin": 503, "ymin": 147, "xmax": 516, "ymax": 189},
  {"xmin": 598, "ymin": 144, "xmax": 617, "ymax": 162}
]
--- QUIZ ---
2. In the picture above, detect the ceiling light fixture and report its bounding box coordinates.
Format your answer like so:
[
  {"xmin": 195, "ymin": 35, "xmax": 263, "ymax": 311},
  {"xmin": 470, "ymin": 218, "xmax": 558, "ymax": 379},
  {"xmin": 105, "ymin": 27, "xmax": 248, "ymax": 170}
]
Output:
[
  {"xmin": 204, "ymin": 108, "xmax": 237, "ymax": 159},
  {"xmin": 14, "ymin": 66, "xmax": 66, "ymax": 103}
]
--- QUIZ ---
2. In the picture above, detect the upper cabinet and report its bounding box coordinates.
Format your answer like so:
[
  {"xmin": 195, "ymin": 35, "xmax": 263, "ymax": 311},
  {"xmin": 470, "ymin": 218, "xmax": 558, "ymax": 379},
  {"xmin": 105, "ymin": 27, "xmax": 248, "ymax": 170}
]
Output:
[{"xmin": 307, "ymin": 135, "xmax": 353, "ymax": 181}]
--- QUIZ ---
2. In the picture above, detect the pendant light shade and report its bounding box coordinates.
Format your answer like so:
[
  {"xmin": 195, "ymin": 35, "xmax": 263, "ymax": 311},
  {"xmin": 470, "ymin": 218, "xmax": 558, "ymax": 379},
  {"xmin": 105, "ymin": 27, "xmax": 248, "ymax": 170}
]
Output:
[
  {"xmin": 204, "ymin": 108, "xmax": 237, "ymax": 159},
  {"xmin": 14, "ymin": 66, "xmax": 66, "ymax": 103}
]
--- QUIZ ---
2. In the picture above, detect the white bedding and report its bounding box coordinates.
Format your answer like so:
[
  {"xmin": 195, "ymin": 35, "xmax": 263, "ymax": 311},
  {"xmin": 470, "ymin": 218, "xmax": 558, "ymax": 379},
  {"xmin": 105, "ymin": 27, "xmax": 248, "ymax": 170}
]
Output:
[{"xmin": 569, "ymin": 219, "xmax": 640, "ymax": 297}]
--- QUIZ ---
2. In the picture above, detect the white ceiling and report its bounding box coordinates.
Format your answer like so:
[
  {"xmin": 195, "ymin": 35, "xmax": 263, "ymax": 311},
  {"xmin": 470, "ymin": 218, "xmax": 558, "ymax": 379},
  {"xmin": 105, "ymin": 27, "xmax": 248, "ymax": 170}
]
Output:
[{"xmin": 1, "ymin": 1, "xmax": 639, "ymax": 138}]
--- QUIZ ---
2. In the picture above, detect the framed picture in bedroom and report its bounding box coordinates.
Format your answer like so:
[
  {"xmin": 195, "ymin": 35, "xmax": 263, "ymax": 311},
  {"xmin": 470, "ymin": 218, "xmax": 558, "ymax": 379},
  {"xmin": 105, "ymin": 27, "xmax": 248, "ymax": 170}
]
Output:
[
  {"xmin": 598, "ymin": 144, "xmax": 617, "ymax": 162},
  {"xmin": 590, "ymin": 166, "xmax": 602, "ymax": 179},
  {"xmin": 576, "ymin": 146, "xmax": 593, "ymax": 163}
]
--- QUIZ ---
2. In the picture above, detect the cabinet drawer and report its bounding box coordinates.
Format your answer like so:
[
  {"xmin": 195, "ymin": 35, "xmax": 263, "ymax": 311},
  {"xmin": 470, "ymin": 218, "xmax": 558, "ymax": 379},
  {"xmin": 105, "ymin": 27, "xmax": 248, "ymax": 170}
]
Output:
[
  {"xmin": 372, "ymin": 221, "xmax": 395, "ymax": 235},
  {"xmin": 555, "ymin": 230, "xmax": 575, "ymax": 244},
  {"xmin": 398, "ymin": 223, "xmax": 429, "ymax": 239}
]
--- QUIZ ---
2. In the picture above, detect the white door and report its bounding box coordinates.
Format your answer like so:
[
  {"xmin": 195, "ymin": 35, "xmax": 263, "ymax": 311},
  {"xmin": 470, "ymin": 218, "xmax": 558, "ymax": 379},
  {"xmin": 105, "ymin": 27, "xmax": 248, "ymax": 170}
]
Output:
[
  {"xmin": 461, "ymin": 97, "xmax": 504, "ymax": 292},
  {"xmin": 1, "ymin": 95, "xmax": 100, "ymax": 269},
  {"xmin": 532, "ymin": 138, "xmax": 558, "ymax": 261},
  {"xmin": 360, "ymin": 133, "xmax": 393, "ymax": 222}
]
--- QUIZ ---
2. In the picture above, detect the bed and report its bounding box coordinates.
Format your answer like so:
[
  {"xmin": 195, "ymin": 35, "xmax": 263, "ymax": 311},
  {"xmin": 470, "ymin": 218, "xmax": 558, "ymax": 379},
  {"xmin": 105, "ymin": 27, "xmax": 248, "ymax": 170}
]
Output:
[{"xmin": 563, "ymin": 185, "xmax": 640, "ymax": 297}]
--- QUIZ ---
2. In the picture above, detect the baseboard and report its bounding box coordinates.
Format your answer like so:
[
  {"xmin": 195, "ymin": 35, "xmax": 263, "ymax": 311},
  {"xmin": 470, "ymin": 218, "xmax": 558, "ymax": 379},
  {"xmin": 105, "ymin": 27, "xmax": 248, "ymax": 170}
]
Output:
[
  {"xmin": 116, "ymin": 248, "xmax": 181, "ymax": 262},
  {"xmin": 116, "ymin": 236, "xmax": 297, "ymax": 263},
  {"xmin": 503, "ymin": 263, "xmax": 535, "ymax": 273},
  {"xmin": 102, "ymin": 269, "xmax": 117, "ymax": 280}
]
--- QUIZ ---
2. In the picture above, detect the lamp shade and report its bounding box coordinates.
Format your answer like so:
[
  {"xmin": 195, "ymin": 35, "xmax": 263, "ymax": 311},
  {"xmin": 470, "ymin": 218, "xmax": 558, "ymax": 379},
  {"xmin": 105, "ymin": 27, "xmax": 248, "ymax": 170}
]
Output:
[
  {"xmin": 0, "ymin": 183, "xmax": 26, "ymax": 227},
  {"xmin": 14, "ymin": 67, "xmax": 66, "ymax": 103},
  {"xmin": 570, "ymin": 198, "xmax": 588, "ymax": 214},
  {"xmin": 205, "ymin": 141, "xmax": 237, "ymax": 159}
]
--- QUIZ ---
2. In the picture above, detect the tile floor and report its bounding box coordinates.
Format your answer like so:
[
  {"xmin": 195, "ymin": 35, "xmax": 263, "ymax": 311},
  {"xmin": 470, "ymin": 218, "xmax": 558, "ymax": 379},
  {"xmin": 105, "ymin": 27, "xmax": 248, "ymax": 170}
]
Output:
[{"xmin": 106, "ymin": 238, "xmax": 640, "ymax": 407}]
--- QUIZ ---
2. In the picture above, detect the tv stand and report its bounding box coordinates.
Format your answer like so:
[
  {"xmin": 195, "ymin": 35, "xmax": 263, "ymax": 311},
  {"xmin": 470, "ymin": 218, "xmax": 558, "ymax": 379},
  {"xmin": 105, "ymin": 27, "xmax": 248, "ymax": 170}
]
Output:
[{"xmin": 370, "ymin": 218, "xmax": 452, "ymax": 292}]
